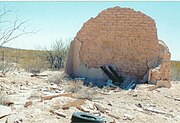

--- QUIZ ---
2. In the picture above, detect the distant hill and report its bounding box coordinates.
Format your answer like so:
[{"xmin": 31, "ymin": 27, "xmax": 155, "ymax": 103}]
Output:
[
  {"xmin": 0, "ymin": 47, "xmax": 49, "ymax": 71},
  {"xmin": 0, "ymin": 46, "xmax": 179, "ymax": 80}
]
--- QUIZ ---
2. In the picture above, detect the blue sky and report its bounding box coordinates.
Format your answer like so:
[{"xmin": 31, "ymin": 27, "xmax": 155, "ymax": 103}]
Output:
[{"xmin": 0, "ymin": 2, "xmax": 180, "ymax": 60}]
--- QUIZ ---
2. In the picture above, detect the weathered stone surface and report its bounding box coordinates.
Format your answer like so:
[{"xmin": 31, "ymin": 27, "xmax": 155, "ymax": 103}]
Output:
[
  {"xmin": 24, "ymin": 100, "xmax": 33, "ymax": 107},
  {"xmin": 123, "ymin": 112, "xmax": 134, "ymax": 120},
  {"xmin": 65, "ymin": 6, "xmax": 171, "ymax": 83},
  {"xmin": 0, "ymin": 105, "xmax": 11, "ymax": 118},
  {"xmin": 7, "ymin": 112, "xmax": 25, "ymax": 123}
]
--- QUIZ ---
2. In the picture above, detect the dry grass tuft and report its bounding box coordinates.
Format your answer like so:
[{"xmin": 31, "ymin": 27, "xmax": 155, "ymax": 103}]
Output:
[
  {"xmin": 74, "ymin": 87, "xmax": 98, "ymax": 100},
  {"xmin": 28, "ymin": 91, "xmax": 42, "ymax": 99},
  {"xmin": 47, "ymin": 73, "xmax": 64, "ymax": 85},
  {"xmin": 0, "ymin": 91, "xmax": 8, "ymax": 105},
  {"xmin": 63, "ymin": 80, "xmax": 98, "ymax": 100},
  {"xmin": 64, "ymin": 80, "xmax": 83, "ymax": 93},
  {"xmin": 0, "ymin": 61, "xmax": 16, "ymax": 76}
]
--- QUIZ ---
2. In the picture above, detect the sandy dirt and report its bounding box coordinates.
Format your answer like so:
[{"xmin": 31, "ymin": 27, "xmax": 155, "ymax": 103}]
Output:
[{"xmin": 0, "ymin": 70, "xmax": 180, "ymax": 123}]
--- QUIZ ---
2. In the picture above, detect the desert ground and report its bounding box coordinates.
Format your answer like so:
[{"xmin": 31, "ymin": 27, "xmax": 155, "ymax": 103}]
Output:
[{"xmin": 0, "ymin": 70, "xmax": 180, "ymax": 123}]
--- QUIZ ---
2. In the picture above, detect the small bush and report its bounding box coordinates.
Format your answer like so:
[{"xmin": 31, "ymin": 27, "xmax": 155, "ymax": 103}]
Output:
[
  {"xmin": 0, "ymin": 61, "xmax": 16, "ymax": 76},
  {"xmin": 46, "ymin": 39, "xmax": 70, "ymax": 70}
]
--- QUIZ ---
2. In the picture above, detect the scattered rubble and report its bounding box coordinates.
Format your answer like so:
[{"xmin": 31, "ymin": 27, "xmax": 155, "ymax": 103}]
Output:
[
  {"xmin": 107, "ymin": 112, "xmax": 120, "ymax": 119},
  {"xmin": 0, "ymin": 69, "xmax": 179, "ymax": 123},
  {"xmin": 93, "ymin": 103, "xmax": 107, "ymax": 113},
  {"xmin": 6, "ymin": 112, "xmax": 25, "ymax": 123},
  {"xmin": 148, "ymin": 80, "xmax": 171, "ymax": 91},
  {"xmin": 50, "ymin": 110, "xmax": 67, "ymax": 118},
  {"xmin": 77, "ymin": 105, "xmax": 90, "ymax": 112},
  {"xmin": 62, "ymin": 99, "xmax": 85, "ymax": 110}
]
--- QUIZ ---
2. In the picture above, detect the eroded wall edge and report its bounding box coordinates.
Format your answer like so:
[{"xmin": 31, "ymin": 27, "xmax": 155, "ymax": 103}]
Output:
[{"xmin": 66, "ymin": 38, "xmax": 108, "ymax": 80}]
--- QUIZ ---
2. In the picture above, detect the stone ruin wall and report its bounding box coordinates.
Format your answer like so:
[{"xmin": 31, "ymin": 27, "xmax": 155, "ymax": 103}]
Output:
[{"xmin": 66, "ymin": 7, "xmax": 171, "ymax": 84}]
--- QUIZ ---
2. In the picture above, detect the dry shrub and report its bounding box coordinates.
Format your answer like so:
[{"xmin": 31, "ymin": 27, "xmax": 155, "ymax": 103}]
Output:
[
  {"xmin": 63, "ymin": 80, "xmax": 98, "ymax": 100},
  {"xmin": 28, "ymin": 91, "xmax": 42, "ymax": 99},
  {"xmin": 20, "ymin": 56, "xmax": 48, "ymax": 73},
  {"xmin": 75, "ymin": 87, "xmax": 98, "ymax": 100},
  {"xmin": 64, "ymin": 80, "xmax": 83, "ymax": 93},
  {"xmin": 0, "ymin": 61, "xmax": 16, "ymax": 76},
  {"xmin": 47, "ymin": 73, "xmax": 65, "ymax": 85},
  {"xmin": 170, "ymin": 61, "xmax": 180, "ymax": 80}
]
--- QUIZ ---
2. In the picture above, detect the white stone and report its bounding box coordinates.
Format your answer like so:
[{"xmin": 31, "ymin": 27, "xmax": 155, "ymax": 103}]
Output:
[
  {"xmin": 123, "ymin": 112, "xmax": 134, "ymax": 120},
  {"xmin": 0, "ymin": 105, "xmax": 11, "ymax": 118}
]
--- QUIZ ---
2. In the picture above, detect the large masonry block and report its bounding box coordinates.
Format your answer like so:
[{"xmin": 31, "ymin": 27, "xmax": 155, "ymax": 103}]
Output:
[{"xmin": 65, "ymin": 6, "xmax": 171, "ymax": 84}]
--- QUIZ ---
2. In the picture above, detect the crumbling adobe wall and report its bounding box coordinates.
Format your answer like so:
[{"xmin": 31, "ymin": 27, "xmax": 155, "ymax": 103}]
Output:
[{"xmin": 66, "ymin": 6, "xmax": 171, "ymax": 83}]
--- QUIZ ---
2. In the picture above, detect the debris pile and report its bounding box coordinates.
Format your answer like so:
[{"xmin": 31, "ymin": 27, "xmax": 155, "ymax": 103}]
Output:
[{"xmin": 0, "ymin": 70, "xmax": 180, "ymax": 123}]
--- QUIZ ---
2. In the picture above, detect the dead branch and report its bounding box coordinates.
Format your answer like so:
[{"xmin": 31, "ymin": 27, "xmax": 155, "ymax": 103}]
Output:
[
  {"xmin": 40, "ymin": 92, "xmax": 74, "ymax": 102},
  {"xmin": 0, "ymin": 6, "xmax": 35, "ymax": 47}
]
